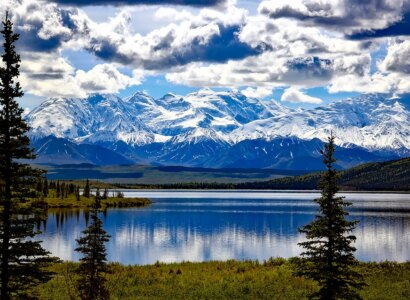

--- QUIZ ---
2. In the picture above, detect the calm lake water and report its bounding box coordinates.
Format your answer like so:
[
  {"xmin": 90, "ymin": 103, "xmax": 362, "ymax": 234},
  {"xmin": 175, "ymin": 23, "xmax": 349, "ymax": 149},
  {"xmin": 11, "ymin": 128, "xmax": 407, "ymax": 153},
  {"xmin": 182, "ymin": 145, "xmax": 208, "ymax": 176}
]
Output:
[{"xmin": 38, "ymin": 190, "xmax": 410, "ymax": 264}]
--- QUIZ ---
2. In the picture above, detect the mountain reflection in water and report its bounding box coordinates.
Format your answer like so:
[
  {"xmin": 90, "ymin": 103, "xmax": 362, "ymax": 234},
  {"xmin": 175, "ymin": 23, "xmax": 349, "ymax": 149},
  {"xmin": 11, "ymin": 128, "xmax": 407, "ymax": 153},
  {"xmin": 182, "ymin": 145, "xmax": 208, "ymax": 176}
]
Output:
[{"xmin": 37, "ymin": 191, "xmax": 410, "ymax": 264}]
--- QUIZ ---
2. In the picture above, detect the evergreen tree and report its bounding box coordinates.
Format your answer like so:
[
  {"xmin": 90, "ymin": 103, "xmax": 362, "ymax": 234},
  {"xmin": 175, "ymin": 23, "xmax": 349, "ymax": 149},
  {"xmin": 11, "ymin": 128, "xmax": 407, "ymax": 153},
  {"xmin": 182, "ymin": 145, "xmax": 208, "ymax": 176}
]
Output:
[
  {"xmin": 296, "ymin": 134, "xmax": 365, "ymax": 299},
  {"xmin": 0, "ymin": 13, "xmax": 57, "ymax": 299},
  {"xmin": 83, "ymin": 179, "xmax": 90, "ymax": 198},
  {"xmin": 102, "ymin": 188, "xmax": 108, "ymax": 199},
  {"xmin": 75, "ymin": 193, "xmax": 110, "ymax": 300},
  {"xmin": 56, "ymin": 180, "xmax": 60, "ymax": 198},
  {"xmin": 35, "ymin": 178, "xmax": 42, "ymax": 193},
  {"xmin": 49, "ymin": 180, "xmax": 56, "ymax": 190},
  {"xmin": 60, "ymin": 182, "xmax": 65, "ymax": 199},
  {"xmin": 76, "ymin": 186, "xmax": 80, "ymax": 202},
  {"xmin": 43, "ymin": 176, "xmax": 48, "ymax": 197}
]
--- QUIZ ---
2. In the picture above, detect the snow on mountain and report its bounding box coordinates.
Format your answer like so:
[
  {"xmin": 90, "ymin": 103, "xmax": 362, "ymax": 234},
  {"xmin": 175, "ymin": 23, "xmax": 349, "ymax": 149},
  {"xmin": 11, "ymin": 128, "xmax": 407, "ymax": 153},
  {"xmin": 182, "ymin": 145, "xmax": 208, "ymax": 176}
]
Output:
[
  {"xmin": 27, "ymin": 93, "xmax": 162, "ymax": 146},
  {"xmin": 25, "ymin": 90, "xmax": 410, "ymax": 169},
  {"xmin": 231, "ymin": 94, "xmax": 410, "ymax": 151},
  {"xmin": 125, "ymin": 89, "xmax": 284, "ymax": 136}
]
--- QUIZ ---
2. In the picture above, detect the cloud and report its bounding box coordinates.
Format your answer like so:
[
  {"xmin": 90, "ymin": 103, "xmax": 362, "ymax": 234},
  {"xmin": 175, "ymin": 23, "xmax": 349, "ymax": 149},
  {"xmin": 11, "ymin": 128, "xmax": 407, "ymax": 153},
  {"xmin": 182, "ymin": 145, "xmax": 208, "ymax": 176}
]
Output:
[
  {"xmin": 82, "ymin": 5, "xmax": 268, "ymax": 70},
  {"xmin": 88, "ymin": 23, "xmax": 269, "ymax": 70},
  {"xmin": 3, "ymin": 1, "xmax": 262, "ymax": 70},
  {"xmin": 20, "ymin": 53, "xmax": 143, "ymax": 97},
  {"xmin": 75, "ymin": 64, "xmax": 143, "ymax": 93},
  {"xmin": 284, "ymin": 56, "xmax": 333, "ymax": 83},
  {"xmin": 328, "ymin": 40, "xmax": 410, "ymax": 94},
  {"xmin": 5, "ymin": 1, "xmax": 89, "ymax": 52},
  {"xmin": 349, "ymin": 13, "xmax": 410, "ymax": 39},
  {"xmin": 259, "ymin": 0, "xmax": 410, "ymax": 36},
  {"xmin": 20, "ymin": 52, "xmax": 75, "ymax": 80},
  {"xmin": 165, "ymin": 51, "xmax": 370, "ymax": 90},
  {"xmin": 4, "ymin": 0, "xmax": 410, "ymax": 100},
  {"xmin": 47, "ymin": 0, "xmax": 227, "ymax": 7},
  {"xmin": 378, "ymin": 40, "xmax": 410, "ymax": 74},
  {"xmin": 241, "ymin": 87, "xmax": 272, "ymax": 98},
  {"xmin": 281, "ymin": 87, "xmax": 322, "ymax": 104}
]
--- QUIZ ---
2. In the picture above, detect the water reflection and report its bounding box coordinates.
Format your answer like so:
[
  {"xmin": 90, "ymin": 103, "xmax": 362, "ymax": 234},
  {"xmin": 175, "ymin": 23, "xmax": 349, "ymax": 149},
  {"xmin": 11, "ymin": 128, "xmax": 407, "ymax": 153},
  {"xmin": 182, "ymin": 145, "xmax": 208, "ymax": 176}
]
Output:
[{"xmin": 37, "ymin": 192, "xmax": 410, "ymax": 264}]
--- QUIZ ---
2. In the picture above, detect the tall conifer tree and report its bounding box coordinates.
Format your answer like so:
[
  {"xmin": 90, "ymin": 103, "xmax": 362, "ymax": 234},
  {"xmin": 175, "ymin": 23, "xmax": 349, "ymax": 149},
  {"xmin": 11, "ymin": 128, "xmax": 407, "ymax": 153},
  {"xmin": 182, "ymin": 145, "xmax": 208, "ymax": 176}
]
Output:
[
  {"xmin": 296, "ymin": 134, "xmax": 365, "ymax": 299},
  {"xmin": 0, "ymin": 13, "xmax": 57, "ymax": 299},
  {"xmin": 43, "ymin": 176, "xmax": 48, "ymax": 197},
  {"xmin": 75, "ymin": 192, "xmax": 110, "ymax": 300},
  {"xmin": 83, "ymin": 179, "xmax": 90, "ymax": 198}
]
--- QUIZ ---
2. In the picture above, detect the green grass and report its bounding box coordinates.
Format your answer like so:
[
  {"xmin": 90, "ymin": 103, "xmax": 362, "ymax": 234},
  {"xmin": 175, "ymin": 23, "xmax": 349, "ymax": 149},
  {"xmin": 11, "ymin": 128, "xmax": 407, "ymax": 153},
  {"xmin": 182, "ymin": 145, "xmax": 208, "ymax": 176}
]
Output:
[
  {"xmin": 34, "ymin": 259, "xmax": 410, "ymax": 299},
  {"xmin": 34, "ymin": 190, "xmax": 151, "ymax": 208}
]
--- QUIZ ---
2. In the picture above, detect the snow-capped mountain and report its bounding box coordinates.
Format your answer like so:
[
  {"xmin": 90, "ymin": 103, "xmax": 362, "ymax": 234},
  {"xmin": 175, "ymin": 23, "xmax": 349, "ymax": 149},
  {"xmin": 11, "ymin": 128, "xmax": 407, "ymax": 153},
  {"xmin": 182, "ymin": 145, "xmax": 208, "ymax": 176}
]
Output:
[
  {"xmin": 26, "ymin": 90, "xmax": 410, "ymax": 170},
  {"xmin": 231, "ymin": 94, "xmax": 410, "ymax": 151}
]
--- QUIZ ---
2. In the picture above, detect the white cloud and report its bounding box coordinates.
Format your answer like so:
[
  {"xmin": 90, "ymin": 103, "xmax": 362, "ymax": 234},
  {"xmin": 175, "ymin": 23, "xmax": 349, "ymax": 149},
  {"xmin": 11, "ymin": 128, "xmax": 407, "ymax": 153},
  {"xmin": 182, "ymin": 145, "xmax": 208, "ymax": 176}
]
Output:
[
  {"xmin": 281, "ymin": 87, "xmax": 322, "ymax": 104},
  {"xmin": 20, "ymin": 52, "xmax": 143, "ymax": 97},
  {"xmin": 378, "ymin": 39, "xmax": 410, "ymax": 74},
  {"xmin": 258, "ymin": 0, "xmax": 410, "ymax": 35},
  {"xmin": 328, "ymin": 71, "xmax": 410, "ymax": 94},
  {"xmin": 241, "ymin": 87, "xmax": 273, "ymax": 98},
  {"xmin": 75, "ymin": 64, "xmax": 143, "ymax": 93},
  {"xmin": 3, "ymin": 0, "xmax": 410, "ymax": 100},
  {"xmin": 154, "ymin": 7, "xmax": 193, "ymax": 22}
]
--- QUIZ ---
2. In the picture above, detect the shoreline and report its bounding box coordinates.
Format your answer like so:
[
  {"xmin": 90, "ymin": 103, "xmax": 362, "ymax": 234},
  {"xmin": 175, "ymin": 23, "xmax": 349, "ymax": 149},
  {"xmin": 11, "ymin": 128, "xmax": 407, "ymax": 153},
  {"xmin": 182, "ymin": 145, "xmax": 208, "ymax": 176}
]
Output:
[{"xmin": 32, "ymin": 191, "xmax": 152, "ymax": 209}]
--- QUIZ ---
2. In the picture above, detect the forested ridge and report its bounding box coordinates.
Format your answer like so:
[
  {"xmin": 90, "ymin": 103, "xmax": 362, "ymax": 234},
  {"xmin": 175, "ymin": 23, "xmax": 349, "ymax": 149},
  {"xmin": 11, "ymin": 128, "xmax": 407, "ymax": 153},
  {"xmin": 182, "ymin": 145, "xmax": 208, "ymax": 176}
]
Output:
[
  {"xmin": 266, "ymin": 157, "xmax": 410, "ymax": 191},
  {"xmin": 139, "ymin": 157, "xmax": 410, "ymax": 191}
]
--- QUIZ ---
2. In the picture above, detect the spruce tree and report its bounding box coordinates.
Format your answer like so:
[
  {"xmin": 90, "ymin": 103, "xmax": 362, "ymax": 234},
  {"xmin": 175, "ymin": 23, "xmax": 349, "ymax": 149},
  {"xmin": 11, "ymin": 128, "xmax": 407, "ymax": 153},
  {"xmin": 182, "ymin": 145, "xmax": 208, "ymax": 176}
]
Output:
[
  {"xmin": 76, "ymin": 185, "xmax": 80, "ymax": 202},
  {"xmin": 43, "ymin": 176, "xmax": 48, "ymax": 197},
  {"xmin": 56, "ymin": 180, "xmax": 60, "ymax": 198},
  {"xmin": 75, "ymin": 193, "xmax": 110, "ymax": 300},
  {"xmin": 36, "ymin": 178, "xmax": 42, "ymax": 193},
  {"xmin": 102, "ymin": 188, "xmax": 108, "ymax": 199},
  {"xmin": 0, "ymin": 13, "xmax": 57, "ymax": 299},
  {"xmin": 83, "ymin": 179, "xmax": 90, "ymax": 198},
  {"xmin": 296, "ymin": 134, "xmax": 365, "ymax": 299},
  {"xmin": 60, "ymin": 182, "xmax": 65, "ymax": 199}
]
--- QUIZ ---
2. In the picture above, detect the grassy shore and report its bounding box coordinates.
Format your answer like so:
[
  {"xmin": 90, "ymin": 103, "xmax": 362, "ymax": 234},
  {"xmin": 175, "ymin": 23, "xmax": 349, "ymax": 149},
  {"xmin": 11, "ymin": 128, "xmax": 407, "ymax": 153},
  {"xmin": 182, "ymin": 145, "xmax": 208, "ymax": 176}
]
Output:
[
  {"xmin": 34, "ymin": 191, "xmax": 151, "ymax": 208},
  {"xmin": 35, "ymin": 259, "xmax": 410, "ymax": 299}
]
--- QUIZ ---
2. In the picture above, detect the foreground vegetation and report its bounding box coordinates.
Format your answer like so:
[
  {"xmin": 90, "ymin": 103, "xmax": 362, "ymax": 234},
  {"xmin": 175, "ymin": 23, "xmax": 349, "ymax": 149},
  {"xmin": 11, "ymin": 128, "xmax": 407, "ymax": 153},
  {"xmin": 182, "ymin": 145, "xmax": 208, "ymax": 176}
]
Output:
[{"xmin": 34, "ymin": 259, "xmax": 410, "ymax": 299}]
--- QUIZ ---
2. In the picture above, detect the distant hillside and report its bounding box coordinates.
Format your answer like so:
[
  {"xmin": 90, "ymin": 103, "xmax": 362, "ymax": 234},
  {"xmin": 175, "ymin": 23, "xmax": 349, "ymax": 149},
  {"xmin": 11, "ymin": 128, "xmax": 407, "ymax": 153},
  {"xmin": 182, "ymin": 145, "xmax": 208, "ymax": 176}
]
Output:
[
  {"xmin": 38, "ymin": 164, "xmax": 308, "ymax": 184},
  {"xmin": 38, "ymin": 157, "xmax": 410, "ymax": 191},
  {"xmin": 235, "ymin": 157, "xmax": 410, "ymax": 191}
]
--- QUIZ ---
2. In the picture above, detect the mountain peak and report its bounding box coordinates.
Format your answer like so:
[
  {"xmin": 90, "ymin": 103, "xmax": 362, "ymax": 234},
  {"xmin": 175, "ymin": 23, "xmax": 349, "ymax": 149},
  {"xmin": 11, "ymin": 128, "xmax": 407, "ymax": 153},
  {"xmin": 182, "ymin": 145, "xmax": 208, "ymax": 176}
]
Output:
[
  {"xmin": 196, "ymin": 88, "xmax": 215, "ymax": 95},
  {"xmin": 26, "ymin": 91, "xmax": 410, "ymax": 169}
]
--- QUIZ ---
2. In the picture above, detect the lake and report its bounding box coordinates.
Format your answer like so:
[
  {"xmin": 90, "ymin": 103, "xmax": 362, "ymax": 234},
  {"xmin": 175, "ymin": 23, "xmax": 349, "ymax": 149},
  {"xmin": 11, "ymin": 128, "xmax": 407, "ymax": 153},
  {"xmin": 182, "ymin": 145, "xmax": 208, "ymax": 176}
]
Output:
[{"xmin": 37, "ymin": 190, "xmax": 410, "ymax": 265}]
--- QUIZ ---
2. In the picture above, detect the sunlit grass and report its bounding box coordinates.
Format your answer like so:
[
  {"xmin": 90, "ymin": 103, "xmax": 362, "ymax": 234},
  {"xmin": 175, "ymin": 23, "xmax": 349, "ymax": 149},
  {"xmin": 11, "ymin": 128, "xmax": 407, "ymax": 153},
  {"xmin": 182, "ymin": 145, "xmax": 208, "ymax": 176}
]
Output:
[{"xmin": 35, "ymin": 259, "xmax": 410, "ymax": 299}]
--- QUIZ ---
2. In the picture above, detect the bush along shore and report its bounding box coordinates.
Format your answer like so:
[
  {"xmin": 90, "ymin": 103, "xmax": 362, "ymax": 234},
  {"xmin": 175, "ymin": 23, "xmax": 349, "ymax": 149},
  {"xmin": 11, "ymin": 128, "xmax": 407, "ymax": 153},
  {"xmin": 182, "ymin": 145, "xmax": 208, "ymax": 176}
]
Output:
[
  {"xmin": 35, "ymin": 259, "xmax": 410, "ymax": 300},
  {"xmin": 31, "ymin": 178, "xmax": 151, "ymax": 209}
]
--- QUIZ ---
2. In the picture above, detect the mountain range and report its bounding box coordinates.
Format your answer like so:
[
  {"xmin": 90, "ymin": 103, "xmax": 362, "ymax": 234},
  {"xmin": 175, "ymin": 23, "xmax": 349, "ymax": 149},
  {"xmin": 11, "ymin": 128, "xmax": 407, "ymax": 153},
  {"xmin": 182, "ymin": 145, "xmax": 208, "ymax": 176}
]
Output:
[{"xmin": 26, "ymin": 90, "xmax": 410, "ymax": 170}]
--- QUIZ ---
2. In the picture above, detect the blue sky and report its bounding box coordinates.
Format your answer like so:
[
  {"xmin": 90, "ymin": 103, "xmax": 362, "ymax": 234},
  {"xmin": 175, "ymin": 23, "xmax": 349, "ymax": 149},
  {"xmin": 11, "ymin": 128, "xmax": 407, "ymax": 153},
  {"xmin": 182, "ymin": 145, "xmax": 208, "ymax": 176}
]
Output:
[{"xmin": 2, "ymin": 0, "xmax": 410, "ymax": 110}]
